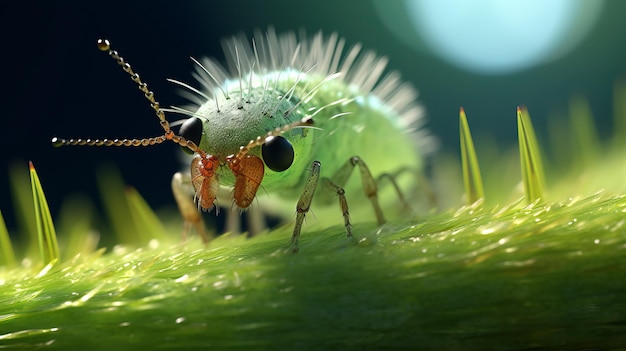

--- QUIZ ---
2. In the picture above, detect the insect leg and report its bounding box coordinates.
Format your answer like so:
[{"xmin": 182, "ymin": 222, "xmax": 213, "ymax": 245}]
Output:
[
  {"xmin": 222, "ymin": 207, "xmax": 266, "ymax": 237},
  {"xmin": 290, "ymin": 161, "xmax": 321, "ymax": 253},
  {"xmin": 377, "ymin": 167, "xmax": 438, "ymax": 211},
  {"xmin": 171, "ymin": 172, "xmax": 211, "ymax": 243},
  {"xmin": 321, "ymin": 178, "xmax": 353, "ymax": 238},
  {"xmin": 224, "ymin": 205, "xmax": 241, "ymax": 235},
  {"xmin": 218, "ymin": 187, "xmax": 266, "ymax": 237},
  {"xmin": 213, "ymin": 187, "xmax": 243, "ymax": 235},
  {"xmin": 416, "ymin": 169, "xmax": 438, "ymax": 209},
  {"xmin": 328, "ymin": 156, "xmax": 385, "ymax": 226},
  {"xmin": 246, "ymin": 205, "xmax": 266, "ymax": 237},
  {"xmin": 376, "ymin": 172, "xmax": 413, "ymax": 213}
]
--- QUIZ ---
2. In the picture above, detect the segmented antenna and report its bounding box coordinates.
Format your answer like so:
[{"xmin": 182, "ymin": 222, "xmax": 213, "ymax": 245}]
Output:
[
  {"xmin": 232, "ymin": 116, "xmax": 314, "ymax": 163},
  {"xmin": 51, "ymin": 39, "xmax": 204, "ymax": 155}
]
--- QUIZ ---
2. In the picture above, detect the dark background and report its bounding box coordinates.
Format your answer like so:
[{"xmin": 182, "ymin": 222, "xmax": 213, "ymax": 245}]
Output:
[{"xmin": 2, "ymin": 1, "xmax": 625, "ymax": 233}]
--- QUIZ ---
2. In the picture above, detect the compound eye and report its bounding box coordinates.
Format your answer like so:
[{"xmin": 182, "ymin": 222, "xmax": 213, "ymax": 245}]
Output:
[
  {"xmin": 179, "ymin": 117, "xmax": 203, "ymax": 154},
  {"xmin": 261, "ymin": 135, "xmax": 294, "ymax": 172}
]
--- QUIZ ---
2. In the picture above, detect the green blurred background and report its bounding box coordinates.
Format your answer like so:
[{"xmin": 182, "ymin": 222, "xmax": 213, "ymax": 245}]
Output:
[{"xmin": 2, "ymin": 0, "xmax": 625, "ymax": 236}]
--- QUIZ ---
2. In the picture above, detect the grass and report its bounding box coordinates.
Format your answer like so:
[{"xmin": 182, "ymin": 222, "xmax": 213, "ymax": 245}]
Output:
[
  {"xmin": 29, "ymin": 161, "xmax": 60, "ymax": 265},
  {"xmin": 517, "ymin": 107, "xmax": 545, "ymax": 204},
  {"xmin": 1, "ymin": 90, "xmax": 625, "ymax": 349},
  {"xmin": 459, "ymin": 107, "xmax": 484, "ymax": 204}
]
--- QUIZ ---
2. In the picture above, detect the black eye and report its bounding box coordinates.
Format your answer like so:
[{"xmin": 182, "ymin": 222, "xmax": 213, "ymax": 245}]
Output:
[
  {"xmin": 262, "ymin": 135, "xmax": 294, "ymax": 172},
  {"xmin": 179, "ymin": 117, "xmax": 203, "ymax": 154}
]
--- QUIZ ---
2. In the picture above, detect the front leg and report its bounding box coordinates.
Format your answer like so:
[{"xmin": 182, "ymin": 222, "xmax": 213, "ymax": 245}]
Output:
[
  {"xmin": 290, "ymin": 161, "xmax": 321, "ymax": 253},
  {"xmin": 290, "ymin": 159, "xmax": 361, "ymax": 253},
  {"xmin": 171, "ymin": 172, "xmax": 212, "ymax": 243}
]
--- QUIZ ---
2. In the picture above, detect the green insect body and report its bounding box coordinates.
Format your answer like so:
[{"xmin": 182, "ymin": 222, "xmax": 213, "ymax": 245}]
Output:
[
  {"xmin": 180, "ymin": 30, "xmax": 427, "ymax": 227},
  {"xmin": 53, "ymin": 29, "xmax": 431, "ymax": 251}
]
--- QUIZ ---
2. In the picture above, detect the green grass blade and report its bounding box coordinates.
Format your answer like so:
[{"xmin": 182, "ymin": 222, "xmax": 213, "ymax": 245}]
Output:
[
  {"xmin": 56, "ymin": 195, "xmax": 99, "ymax": 260},
  {"xmin": 125, "ymin": 186, "xmax": 168, "ymax": 245},
  {"xmin": 96, "ymin": 165, "xmax": 140, "ymax": 246},
  {"xmin": 459, "ymin": 107, "xmax": 485, "ymax": 204},
  {"xmin": 547, "ymin": 111, "xmax": 571, "ymax": 171},
  {"xmin": 9, "ymin": 162, "xmax": 38, "ymax": 259},
  {"xmin": 569, "ymin": 96, "xmax": 601, "ymax": 168},
  {"xmin": 517, "ymin": 107, "xmax": 545, "ymax": 203},
  {"xmin": 613, "ymin": 79, "xmax": 626, "ymax": 150},
  {"xmin": 95, "ymin": 165, "xmax": 169, "ymax": 247},
  {"xmin": 29, "ymin": 161, "xmax": 60, "ymax": 265},
  {"xmin": 0, "ymin": 210, "xmax": 17, "ymax": 268}
]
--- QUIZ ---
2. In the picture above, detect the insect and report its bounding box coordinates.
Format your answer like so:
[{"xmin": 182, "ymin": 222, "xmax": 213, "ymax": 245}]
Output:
[{"xmin": 52, "ymin": 28, "xmax": 433, "ymax": 252}]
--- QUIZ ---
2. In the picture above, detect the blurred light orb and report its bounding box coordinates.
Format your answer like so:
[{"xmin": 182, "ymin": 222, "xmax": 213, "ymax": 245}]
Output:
[{"xmin": 377, "ymin": 0, "xmax": 603, "ymax": 74}]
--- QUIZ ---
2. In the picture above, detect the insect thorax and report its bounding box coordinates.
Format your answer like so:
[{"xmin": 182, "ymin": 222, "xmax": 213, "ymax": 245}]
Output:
[{"xmin": 195, "ymin": 84, "xmax": 306, "ymax": 160}]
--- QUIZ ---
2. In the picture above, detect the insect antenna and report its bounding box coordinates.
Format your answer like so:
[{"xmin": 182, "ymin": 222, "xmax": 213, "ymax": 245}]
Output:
[
  {"xmin": 232, "ymin": 116, "xmax": 315, "ymax": 163},
  {"xmin": 51, "ymin": 39, "xmax": 204, "ymax": 155}
]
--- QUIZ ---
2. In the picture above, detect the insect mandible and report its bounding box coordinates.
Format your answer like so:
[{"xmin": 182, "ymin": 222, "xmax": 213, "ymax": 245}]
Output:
[{"xmin": 52, "ymin": 29, "xmax": 434, "ymax": 252}]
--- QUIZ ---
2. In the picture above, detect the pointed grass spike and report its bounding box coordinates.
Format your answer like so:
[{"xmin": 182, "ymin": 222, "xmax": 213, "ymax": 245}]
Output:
[
  {"xmin": 517, "ymin": 107, "xmax": 545, "ymax": 204},
  {"xmin": 97, "ymin": 166, "xmax": 170, "ymax": 246},
  {"xmin": 29, "ymin": 161, "xmax": 60, "ymax": 265},
  {"xmin": 569, "ymin": 96, "xmax": 601, "ymax": 168},
  {"xmin": 613, "ymin": 80, "xmax": 626, "ymax": 150},
  {"xmin": 96, "ymin": 166, "xmax": 141, "ymax": 246},
  {"xmin": 0, "ymin": 210, "xmax": 17, "ymax": 267},
  {"xmin": 56, "ymin": 196, "xmax": 99, "ymax": 259},
  {"xmin": 9, "ymin": 162, "xmax": 38, "ymax": 258},
  {"xmin": 125, "ymin": 186, "xmax": 169, "ymax": 245},
  {"xmin": 459, "ymin": 107, "xmax": 485, "ymax": 204}
]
